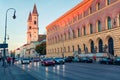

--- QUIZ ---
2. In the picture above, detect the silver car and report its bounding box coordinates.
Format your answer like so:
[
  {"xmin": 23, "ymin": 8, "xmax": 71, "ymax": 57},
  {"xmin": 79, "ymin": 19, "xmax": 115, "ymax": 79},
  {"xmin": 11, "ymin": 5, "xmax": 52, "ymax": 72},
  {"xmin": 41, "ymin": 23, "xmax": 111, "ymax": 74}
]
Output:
[{"xmin": 21, "ymin": 58, "xmax": 30, "ymax": 64}]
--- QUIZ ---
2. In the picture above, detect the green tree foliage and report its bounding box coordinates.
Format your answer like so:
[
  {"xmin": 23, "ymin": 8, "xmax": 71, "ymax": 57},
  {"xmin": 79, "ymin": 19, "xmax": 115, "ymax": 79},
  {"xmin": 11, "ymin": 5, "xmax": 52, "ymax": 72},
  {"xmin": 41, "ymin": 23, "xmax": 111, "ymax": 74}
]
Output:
[{"xmin": 35, "ymin": 42, "xmax": 46, "ymax": 56}]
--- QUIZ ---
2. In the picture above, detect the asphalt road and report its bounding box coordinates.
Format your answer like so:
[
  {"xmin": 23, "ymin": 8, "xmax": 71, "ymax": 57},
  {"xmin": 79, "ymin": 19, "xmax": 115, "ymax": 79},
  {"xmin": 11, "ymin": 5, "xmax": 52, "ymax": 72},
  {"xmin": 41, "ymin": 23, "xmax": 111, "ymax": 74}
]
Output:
[{"xmin": 15, "ymin": 62, "xmax": 120, "ymax": 80}]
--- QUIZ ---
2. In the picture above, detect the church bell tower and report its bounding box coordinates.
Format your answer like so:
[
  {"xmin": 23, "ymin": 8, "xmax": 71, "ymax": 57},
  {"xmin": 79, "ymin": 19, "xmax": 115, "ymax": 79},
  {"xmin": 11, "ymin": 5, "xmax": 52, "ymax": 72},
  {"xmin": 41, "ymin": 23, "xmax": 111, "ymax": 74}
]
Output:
[{"xmin": 27, "ymin": 4, "xmax": 39, "ymax": 44}]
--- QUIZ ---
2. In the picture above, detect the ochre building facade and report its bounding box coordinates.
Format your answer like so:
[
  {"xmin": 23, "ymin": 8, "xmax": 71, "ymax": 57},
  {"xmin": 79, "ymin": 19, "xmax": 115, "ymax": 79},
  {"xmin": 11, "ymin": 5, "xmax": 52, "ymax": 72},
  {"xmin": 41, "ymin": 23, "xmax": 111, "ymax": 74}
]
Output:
[{"xmin": 46, "ymin": 0, "xmax": 120, "ymax": 57}]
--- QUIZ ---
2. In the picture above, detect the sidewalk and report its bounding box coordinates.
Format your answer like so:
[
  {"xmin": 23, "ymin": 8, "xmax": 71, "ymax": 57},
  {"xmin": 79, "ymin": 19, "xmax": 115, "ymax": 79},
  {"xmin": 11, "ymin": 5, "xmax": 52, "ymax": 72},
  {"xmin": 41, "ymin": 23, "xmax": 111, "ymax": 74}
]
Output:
[{"xmin": 0, "ymin": 62, "xmax": 37, "ymax": 80}]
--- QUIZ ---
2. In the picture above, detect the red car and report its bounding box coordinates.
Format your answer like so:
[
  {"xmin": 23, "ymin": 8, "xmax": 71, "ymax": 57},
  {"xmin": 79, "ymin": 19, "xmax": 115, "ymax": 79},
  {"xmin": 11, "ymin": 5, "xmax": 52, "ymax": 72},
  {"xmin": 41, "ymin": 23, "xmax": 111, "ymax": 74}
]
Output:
[{"xmin": 41, "ymin": 58, "xmax": 55, "ymax": 66}]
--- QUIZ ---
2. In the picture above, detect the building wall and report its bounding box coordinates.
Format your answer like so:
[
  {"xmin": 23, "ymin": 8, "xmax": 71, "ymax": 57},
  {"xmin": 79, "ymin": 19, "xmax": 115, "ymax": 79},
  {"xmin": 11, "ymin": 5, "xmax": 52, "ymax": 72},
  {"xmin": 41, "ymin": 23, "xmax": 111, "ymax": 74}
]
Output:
[{"xmin": 46, "ymin": 0, "xmax": 120, "ymax": 57}]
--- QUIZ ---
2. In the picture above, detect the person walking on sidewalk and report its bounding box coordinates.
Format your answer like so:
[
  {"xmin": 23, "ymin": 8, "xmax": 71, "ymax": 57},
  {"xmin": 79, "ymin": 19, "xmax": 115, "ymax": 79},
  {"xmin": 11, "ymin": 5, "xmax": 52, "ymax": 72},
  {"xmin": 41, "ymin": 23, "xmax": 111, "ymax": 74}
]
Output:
[
  {"xmin": 7, "ymin": 57, "xmax": 12, "ymax": 66},
  {"xmin": 12, "ymin": 57, "xmax": 15, "ymax": 65}
]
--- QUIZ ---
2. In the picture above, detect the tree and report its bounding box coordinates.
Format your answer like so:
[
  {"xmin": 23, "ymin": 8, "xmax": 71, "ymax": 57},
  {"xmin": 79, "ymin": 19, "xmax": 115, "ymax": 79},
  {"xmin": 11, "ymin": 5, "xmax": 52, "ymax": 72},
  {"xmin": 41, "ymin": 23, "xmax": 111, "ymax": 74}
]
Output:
[{"xmin": 35, "ymin": 42, "xmax": 46, "ymax": 56}]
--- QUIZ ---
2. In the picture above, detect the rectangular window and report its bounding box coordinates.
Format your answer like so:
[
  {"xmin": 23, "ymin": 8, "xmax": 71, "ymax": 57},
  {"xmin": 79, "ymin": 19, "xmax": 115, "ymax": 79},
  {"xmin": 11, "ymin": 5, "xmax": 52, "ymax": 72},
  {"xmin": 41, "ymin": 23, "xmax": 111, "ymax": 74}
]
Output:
[
  {"xmin": 84, "ymin": 27, "xmax": 86, "ymax": 35},
  {"xmin": 98, "ymin": 21, "xmax": 101, "ymax": 32},
  {"xmin": 89, "ymin": 7, "xmax": 92, "ymax": 14},
  {"xmin": 68, "ymin": 32, "xmax": 70, "ymax": 39},
  {"xmin": 119, "ymin": 14, "xmax": 120, "ymax": 26},
  {"xmin": 90, "ymin": 24, "xmax": 93, "ymax": 34},
  {"xmin": 72, "ymin": 46, "xmax": 74, "ymax": 52},
  {"xmin": 107, "ymin": 0, "xmax": 110, "ymax": 5},
  {"xmin": 68, "ymin": 46, "xmax": 70, "ymax": 52},
  {"xmin": 78, "ymin": 28, "xmax": 80, "ymax": 37}
]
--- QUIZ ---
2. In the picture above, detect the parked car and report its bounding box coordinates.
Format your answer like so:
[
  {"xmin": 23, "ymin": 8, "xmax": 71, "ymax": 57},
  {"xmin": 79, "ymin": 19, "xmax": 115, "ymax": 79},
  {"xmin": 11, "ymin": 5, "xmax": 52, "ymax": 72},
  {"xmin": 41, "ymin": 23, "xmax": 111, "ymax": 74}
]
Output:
[
  {"xmin": 33, "ymin": 58, "xmax": 40, "ymax": 62},
  {"xmin": 80, "ymin": 57, "xmax": 93, "ymax": 63},
  {"xmin": 53, "ymin": 57, "xmax": 65, "ymax": 64},
  {"xmin": 99, "ymin": 57, "xmax": 113, "ymax": 64},
  {"xmin": 41, "ymin": 58, "xmax": 55, "ymax": 66},
  {"xmin": 114, "ymin": 57, "xmax": 120, "ymax": 65},
  {"xmin": 21, "ymin": 58, "xmax": 30, "ymax": 64},
  {"xmin": 64, "ymin": 56, "xmax": 74, "ymax": 62},
  {"xmin": 72, "ymin": 57, "xmax": 80, "ymax": 62}
]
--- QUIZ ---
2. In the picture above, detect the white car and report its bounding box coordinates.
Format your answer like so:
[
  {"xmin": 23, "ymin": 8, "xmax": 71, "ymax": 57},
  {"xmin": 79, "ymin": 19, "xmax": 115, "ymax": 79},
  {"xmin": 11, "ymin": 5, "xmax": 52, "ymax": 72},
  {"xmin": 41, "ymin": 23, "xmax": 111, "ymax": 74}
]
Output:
[{"xmin": 21, "ymin": 58, "xmax": 30, "ymax": 64}]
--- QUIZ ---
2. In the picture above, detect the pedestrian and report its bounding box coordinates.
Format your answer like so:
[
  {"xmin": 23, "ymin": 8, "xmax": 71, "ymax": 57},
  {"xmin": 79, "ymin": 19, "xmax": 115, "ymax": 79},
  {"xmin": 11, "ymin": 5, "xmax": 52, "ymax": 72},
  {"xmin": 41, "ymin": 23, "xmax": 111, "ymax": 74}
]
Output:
[
  {"xmin": 12, "ymin": 57, "xmax": 15, "ymax": 65},
  {"xmin": 7, "ymin": 57, "xmax": 11, "ymax": 66},
  {"xmin": 93, "ymin": 55, "xmax": 96, "ymax": 62}
]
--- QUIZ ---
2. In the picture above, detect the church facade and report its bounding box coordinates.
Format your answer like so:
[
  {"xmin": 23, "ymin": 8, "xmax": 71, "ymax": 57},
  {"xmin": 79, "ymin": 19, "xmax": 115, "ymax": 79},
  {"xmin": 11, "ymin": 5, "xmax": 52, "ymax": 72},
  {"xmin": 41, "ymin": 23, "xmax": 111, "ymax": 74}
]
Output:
[
  {"xmin": 46, "ymin": 0, "xmax": 120, "ymax": 57},
  {"xmin": 17, "ymin": 4, "xmax": 46, "ymax": 58}
]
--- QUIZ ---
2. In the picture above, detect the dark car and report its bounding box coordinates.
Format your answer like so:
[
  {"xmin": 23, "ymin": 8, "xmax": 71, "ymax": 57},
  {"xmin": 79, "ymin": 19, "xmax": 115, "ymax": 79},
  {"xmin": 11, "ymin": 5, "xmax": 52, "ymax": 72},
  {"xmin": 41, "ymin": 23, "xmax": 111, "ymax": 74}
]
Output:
[
  {"xmin": 99, "ymin": 58, "xmax": 113, "ymax": 64},
  {"xmin": 41, "ymin": 58, "xmax": 55, "ymax": 66},
  {"xmin": 80, "ymin": 57, "xmax": 93, "ymax": 63},
  {"xmin": 53, "ymin": 57, "xmax": 65, "ymax": 64},
  {"xmin": 64, "ymin": 56, "xmax": 74, "ymax": 62},
  {"xmin": 114, "ymin": 57, "xmax": 120, "ymax": 65},
  {"xmin": 72, "ymin": 57, "xmax": 80, "ymax": 62}
]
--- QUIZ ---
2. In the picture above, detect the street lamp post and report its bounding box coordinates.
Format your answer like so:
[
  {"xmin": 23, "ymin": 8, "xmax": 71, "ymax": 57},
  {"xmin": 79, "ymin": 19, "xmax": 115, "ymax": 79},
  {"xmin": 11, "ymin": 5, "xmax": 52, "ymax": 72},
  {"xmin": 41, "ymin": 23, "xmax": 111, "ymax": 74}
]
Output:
[{"xmin": 3, "ymin": 8, "xmax": 16, "ymax": 67}]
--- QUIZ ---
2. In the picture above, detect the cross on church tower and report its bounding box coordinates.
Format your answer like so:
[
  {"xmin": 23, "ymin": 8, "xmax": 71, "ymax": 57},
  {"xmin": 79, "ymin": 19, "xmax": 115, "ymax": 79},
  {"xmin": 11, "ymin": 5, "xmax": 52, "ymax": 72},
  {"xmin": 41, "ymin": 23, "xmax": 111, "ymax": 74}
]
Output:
[{"xmin": 27, "ymin": 4, "xmax": 39, "ymax": 44}]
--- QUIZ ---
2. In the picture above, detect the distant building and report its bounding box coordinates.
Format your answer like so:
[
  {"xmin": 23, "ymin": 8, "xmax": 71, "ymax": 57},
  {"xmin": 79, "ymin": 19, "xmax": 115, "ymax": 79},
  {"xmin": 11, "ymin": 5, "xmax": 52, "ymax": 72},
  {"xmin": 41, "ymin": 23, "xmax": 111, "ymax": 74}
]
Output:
[
  {"xmin": 16, "ymin": 4, "xmax": 46, "ymax": 58},
  {"xmin": 46, "ymin": 0, "xmax": 120, "ymax": 57}
]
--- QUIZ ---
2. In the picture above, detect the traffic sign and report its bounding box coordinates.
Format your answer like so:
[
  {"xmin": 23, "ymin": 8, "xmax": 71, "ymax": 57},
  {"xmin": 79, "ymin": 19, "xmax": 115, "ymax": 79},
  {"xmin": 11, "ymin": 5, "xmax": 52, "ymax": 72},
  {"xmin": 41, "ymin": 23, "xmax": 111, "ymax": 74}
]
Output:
[{"xmin": 0, "ymin": 44, "xmax": 8, "ymax": 48}]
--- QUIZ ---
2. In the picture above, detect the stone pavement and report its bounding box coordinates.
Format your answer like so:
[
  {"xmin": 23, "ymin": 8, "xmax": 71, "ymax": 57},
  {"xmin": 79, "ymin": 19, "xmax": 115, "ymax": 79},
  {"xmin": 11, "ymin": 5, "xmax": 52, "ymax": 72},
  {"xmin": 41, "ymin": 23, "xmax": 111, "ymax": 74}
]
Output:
[{"xmin": 0, "ymin": 62, "xmax": 37, "ymax": 80}]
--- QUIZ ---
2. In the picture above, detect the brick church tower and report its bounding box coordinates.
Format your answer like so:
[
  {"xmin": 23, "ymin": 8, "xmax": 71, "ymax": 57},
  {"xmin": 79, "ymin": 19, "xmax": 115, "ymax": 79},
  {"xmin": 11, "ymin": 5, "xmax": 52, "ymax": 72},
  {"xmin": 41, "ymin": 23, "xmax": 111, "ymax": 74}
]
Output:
[{"xmin": 27, "ymin": 4, "xmax": 39, "ymax": 44}]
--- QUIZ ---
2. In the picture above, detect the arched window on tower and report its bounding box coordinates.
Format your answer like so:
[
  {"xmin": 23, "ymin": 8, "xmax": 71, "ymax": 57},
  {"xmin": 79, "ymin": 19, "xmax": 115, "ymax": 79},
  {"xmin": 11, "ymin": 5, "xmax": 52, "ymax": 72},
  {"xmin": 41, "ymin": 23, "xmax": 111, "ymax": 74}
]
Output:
[
  {"xmin": 29, "ymin": 26, "xmax": 31, "ymax": 29},
  {"xmin": 34, "ymin": 21, "xmax": 36, "ymax": 25}
]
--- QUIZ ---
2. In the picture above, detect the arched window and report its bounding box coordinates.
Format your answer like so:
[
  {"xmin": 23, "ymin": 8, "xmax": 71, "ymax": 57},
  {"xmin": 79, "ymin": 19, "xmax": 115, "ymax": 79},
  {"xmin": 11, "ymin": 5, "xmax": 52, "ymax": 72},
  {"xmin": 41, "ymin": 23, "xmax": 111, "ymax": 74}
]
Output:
[
  {"xmin": 61, "ymin": 47, "xmax": 62, "ymax": 53},
  {"xmin": 34, "ymin": 21, "xmax": 36, "ymax": 25},
  {"xmin": 29, "ymin": 26, "xmax": 31, "ymax": 29},
  {"xmin": 72, "ymin": 45, "xmax": 74, "ymax": 52},
  {"xmin": 90, "ymin": 24, "xmax": 93, "ymax": 34},
  {"xmin": 98, "ymin": 20, "xmax": 101, "ymax": 32},
  {"xmin": 58, "ymin": 48, "xmax": 59, "ymax": 53},
  {"xmin": 64, "ymin": 47, "xmax": 66, "ymax": 52},
  {"xmin": 91, "ymin": 41, "xmax": 94, "ymax": 53},
  {"xmin": 108, "ymin": 37, "xmax": 114, "ymax": 55},
  {"xmin": 68, "ymin": 46, "xmax": 70, "ymax": 52},
  {"xmin": 78, "ymin": 28, "xmax": 80, "ymax": 37},
  {"xmin": 98, "ymin": 39, "xmax": 103, "ymax": 52},
  {"xmin": 107, "ymin": 17, "xmax": 112, "ymax": 29}
]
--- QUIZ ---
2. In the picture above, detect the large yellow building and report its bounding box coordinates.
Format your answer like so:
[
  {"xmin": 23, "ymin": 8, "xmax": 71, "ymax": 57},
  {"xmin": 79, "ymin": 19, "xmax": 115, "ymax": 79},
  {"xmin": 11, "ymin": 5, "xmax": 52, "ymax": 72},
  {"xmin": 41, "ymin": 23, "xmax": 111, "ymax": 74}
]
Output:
[{"xmin": 46, "ymin": 0, "xmax": 120, "ymax": 57}]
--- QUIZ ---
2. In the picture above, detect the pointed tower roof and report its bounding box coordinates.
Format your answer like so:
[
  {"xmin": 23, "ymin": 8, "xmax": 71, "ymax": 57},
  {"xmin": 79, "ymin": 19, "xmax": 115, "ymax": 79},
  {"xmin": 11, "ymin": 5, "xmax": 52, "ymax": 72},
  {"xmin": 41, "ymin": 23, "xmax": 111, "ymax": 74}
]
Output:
[
  {"xmin": 32, "ymin": 4, "xmax": 38, "ymax": 15},
  {"xmin": 28, "ymin": 12, "xmax": 32, "ymax": 22}
]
